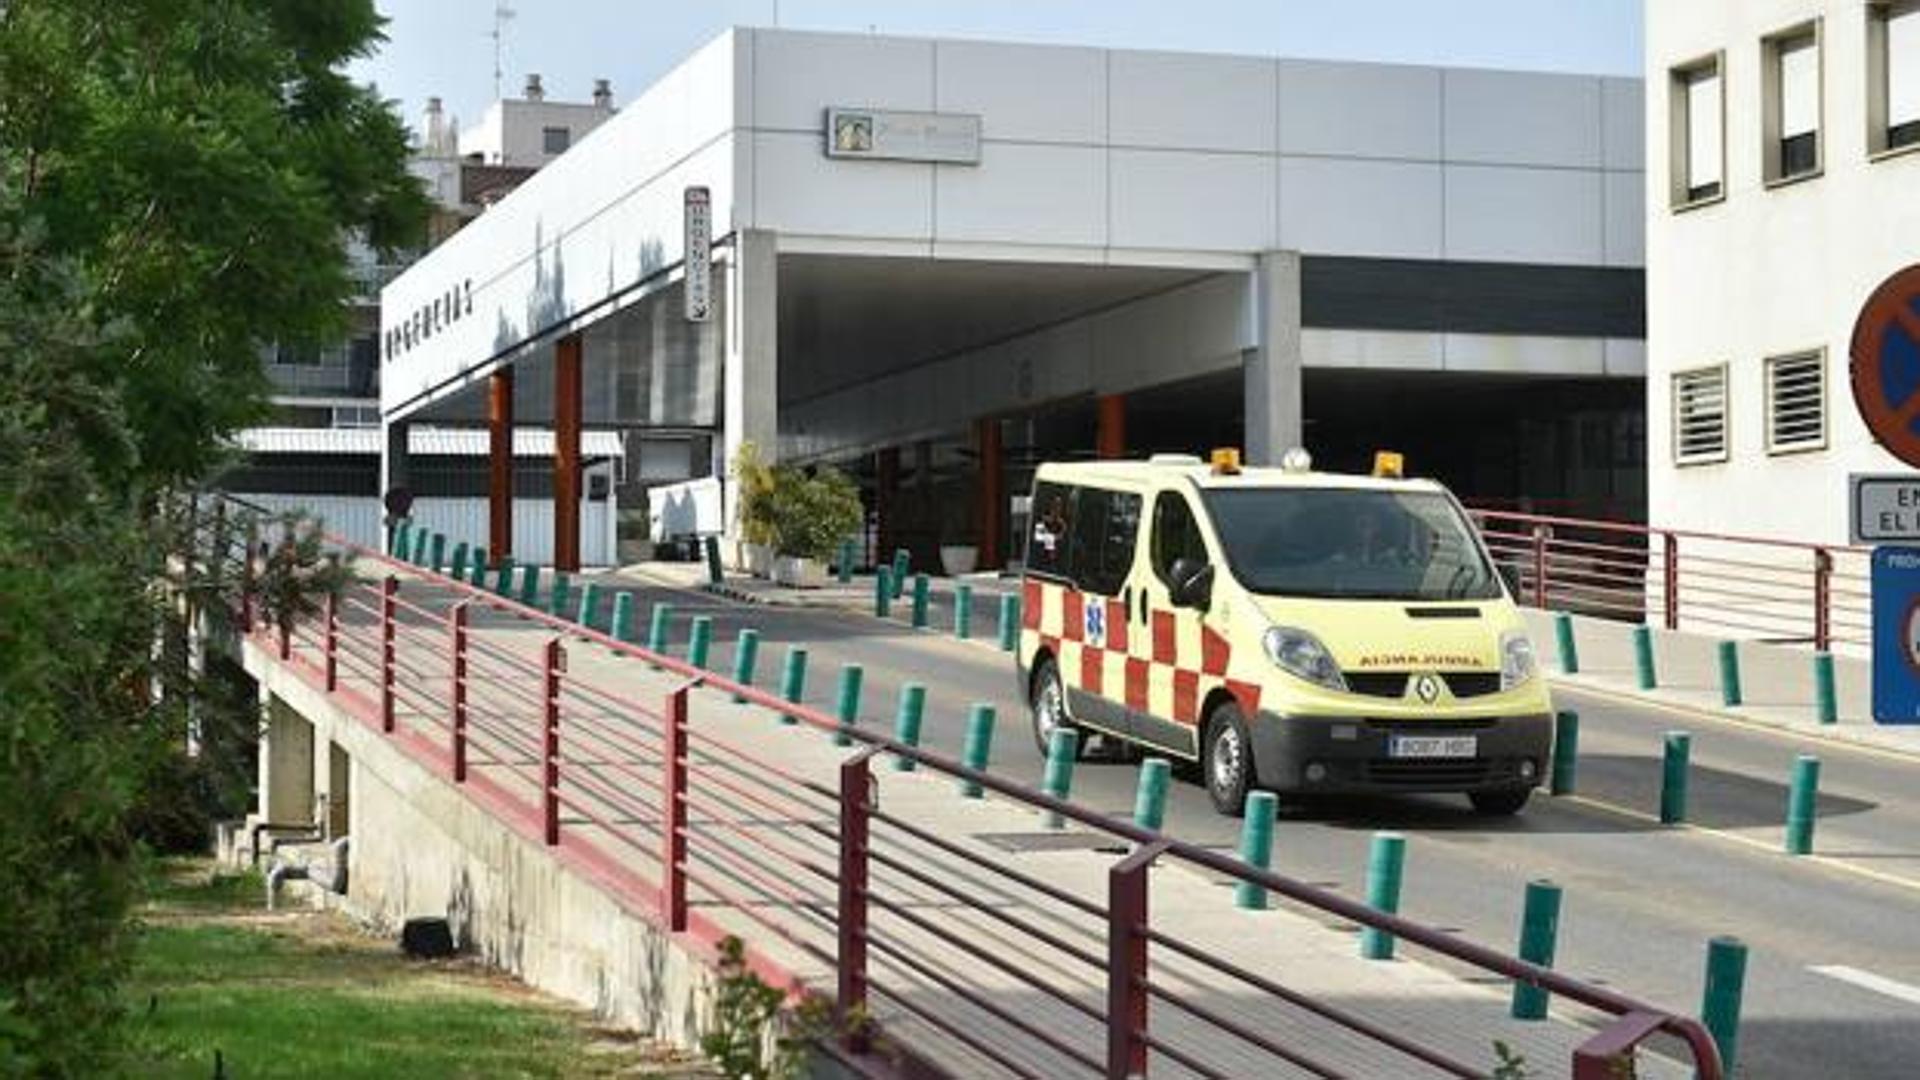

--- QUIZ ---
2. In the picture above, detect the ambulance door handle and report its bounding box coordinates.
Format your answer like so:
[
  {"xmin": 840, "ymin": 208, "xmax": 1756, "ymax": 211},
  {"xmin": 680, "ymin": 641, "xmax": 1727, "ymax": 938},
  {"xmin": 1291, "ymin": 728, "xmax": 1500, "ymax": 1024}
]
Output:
[{"xmin": 1123, "ymin": 586, "xmax": 1134, "ymax": 623}]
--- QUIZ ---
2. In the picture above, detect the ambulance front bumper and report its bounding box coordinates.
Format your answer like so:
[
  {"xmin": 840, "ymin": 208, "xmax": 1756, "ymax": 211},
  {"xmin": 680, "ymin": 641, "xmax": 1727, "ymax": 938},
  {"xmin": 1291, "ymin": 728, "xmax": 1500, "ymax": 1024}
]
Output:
[{"xmin": 1248, "ymin": 711, "xmax": 1552, "ymax": 794}]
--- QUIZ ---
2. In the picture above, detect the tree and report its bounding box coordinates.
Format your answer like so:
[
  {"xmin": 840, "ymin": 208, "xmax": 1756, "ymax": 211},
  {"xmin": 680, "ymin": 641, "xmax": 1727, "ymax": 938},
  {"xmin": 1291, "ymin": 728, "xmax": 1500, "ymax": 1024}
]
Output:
[{"xmin": 0, "ymin": 1, "xmax": 427, "ymax": 1071}]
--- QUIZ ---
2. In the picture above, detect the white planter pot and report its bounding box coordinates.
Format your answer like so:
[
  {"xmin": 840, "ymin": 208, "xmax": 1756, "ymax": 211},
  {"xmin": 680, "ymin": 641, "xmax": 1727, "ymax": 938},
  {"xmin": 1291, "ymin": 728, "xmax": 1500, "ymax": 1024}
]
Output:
[
  {"xmin": 940, "ymin": 544, "xmax": 979, "ymax": 576},
  {"xmin": 772, "ymin": 555, "xmax": 826, "ymax": 589},
  {"xmin": 745, "ymin": 542, "xmax": 774, "ymax": 578}
]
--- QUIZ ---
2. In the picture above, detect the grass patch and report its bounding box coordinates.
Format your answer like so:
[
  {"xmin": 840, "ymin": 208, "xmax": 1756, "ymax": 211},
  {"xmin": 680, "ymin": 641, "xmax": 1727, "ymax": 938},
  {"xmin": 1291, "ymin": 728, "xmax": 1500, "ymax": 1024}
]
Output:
[{"xmin": 122, "ymin": 859, "xmax": 709, "ymax": 1078}]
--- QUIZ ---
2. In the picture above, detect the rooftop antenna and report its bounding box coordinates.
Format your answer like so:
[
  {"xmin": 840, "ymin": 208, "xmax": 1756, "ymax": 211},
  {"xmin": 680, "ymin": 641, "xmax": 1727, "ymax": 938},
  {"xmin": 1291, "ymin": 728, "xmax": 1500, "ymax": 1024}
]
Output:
[{"xmin": 491, "ymin": 2, "xmax": 517, "ymax": 101}]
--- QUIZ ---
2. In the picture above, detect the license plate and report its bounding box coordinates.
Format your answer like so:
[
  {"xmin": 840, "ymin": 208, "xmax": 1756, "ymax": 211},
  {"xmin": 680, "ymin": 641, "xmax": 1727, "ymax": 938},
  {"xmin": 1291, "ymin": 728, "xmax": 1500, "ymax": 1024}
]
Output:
[{"xmin": 1388, "ymin": 735, "xmax": 1477, "ymax": 759}]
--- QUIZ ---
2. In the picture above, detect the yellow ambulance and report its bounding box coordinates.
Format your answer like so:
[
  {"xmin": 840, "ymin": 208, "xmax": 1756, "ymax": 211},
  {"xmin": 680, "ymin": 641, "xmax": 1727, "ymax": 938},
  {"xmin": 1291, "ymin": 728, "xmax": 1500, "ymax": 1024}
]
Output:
[{"xmin": 1016, "ymin": 449, "xmax": 1552, "ymax": 816}]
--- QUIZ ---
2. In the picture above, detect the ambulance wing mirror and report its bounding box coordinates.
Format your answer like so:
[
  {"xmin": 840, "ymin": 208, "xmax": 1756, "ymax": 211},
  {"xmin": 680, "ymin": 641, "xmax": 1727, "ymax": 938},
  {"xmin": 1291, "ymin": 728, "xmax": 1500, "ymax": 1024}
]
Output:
[
  {"xmin": 1495, "ymin": 559, "xmax": 1523, "ymax": 598},
  {"xmin": 1169, "ymin": 558, "xmax": 1214, "ymax": 610}
]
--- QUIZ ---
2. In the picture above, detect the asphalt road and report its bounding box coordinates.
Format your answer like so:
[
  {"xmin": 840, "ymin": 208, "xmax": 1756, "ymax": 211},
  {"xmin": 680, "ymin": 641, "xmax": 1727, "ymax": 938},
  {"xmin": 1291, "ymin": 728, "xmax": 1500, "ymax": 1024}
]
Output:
[{"xmin": 575, "ymin": 572, "xmax": 1920, "ymax": 1077}]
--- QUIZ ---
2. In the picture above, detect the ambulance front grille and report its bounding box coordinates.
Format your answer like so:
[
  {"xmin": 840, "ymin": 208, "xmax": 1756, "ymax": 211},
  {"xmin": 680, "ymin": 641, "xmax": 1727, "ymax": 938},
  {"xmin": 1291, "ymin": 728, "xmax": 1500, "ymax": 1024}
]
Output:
[{"xmin": 1361, "ymin": 759, "xmax": 1504, "ymax": 787}]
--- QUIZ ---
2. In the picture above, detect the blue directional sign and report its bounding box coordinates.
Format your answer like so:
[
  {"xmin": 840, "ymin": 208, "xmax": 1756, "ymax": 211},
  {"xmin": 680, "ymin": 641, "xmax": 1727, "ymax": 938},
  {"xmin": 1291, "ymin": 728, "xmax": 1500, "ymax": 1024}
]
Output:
[{"xmin": 1871, "ymin": 546, "xmax": 1920, "ymax": 723}]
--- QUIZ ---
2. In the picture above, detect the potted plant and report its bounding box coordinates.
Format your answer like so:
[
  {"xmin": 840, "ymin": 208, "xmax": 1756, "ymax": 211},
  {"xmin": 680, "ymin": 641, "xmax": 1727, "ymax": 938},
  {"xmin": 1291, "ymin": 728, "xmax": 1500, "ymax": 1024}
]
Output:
[
  {"xmin": 769, "ymin": 465, "xmax": 862, "ymax": 589},
  {"xmin": 937, "ymin": 490, "xmax": 977, "ymax": 575},
  {"xmin": 732, "ymin": 441, "xmax": 777, "ymax": 577}
]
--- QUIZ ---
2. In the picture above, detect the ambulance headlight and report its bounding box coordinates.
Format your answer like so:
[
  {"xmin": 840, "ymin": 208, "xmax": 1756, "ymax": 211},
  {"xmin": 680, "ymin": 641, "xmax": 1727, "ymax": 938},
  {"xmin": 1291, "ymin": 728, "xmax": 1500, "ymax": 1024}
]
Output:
[
  {"xmin": 1263, "ymin": 627, "xmax": 1347, "ymax": 692},
  {"xmin": 1500, "ymin": 631, "xmax": 1537, "ymax": 691}
]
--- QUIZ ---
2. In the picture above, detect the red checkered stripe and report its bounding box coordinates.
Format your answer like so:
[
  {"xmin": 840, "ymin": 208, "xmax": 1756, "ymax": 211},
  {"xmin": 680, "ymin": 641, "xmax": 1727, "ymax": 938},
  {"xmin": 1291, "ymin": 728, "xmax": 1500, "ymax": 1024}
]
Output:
[{"xmin": 1021, "ymin": 578, "xmax": 1262, "ymax": 731}]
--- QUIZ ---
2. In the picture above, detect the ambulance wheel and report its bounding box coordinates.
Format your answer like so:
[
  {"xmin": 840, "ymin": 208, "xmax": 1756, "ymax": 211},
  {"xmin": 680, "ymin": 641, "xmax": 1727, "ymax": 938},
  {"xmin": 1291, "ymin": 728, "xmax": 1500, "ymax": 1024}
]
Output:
[
  {"xmin": 1469, "ymin": 787, "xmax": 1532, "ymax": 816},
  {"xmin": 1029, "ymin": 657, "xmax": 1084, "ymax": 759},
  {"xmin": 1203, "ymin": 703, "xmax": 1253, "ymax": 816}
]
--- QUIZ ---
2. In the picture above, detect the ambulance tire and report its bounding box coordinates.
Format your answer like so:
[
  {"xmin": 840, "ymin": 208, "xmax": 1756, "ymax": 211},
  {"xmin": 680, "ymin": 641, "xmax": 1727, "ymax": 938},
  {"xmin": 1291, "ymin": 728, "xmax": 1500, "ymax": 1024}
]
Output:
[
  {"xmin": 1468, "ymin": 787, "xmax": 1532, "ymax": 816},
  {"xmin": 1202, "ymin": 703, "xmax": 1253, "ymax": 816},
  {"xmin": 1028, "ymin": 656, "xmax": 1087, "ymax": 760}
]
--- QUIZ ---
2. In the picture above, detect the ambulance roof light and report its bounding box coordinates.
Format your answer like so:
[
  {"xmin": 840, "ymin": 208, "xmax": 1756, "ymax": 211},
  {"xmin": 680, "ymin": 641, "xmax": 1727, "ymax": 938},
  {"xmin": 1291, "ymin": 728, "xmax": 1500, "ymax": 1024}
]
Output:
[
  {"xmin": 1210, "ymin": 448, "xmax": 1242, "ymax": 475},
  {"xmin": 1280, "ymin": 447, "xmax": 1313, "ymax": 474},
  {"xmin": 1373, "ymin": 450, "xmax": 1405, "ymax": 479}
]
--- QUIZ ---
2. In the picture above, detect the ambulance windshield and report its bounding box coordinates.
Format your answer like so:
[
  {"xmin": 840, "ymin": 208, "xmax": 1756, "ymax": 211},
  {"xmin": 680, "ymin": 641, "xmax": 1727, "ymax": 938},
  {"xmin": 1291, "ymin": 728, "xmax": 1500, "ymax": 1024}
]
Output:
[{"xmin": 1202, "ymin": 488, "xmax": 1501, "ymax": 601}]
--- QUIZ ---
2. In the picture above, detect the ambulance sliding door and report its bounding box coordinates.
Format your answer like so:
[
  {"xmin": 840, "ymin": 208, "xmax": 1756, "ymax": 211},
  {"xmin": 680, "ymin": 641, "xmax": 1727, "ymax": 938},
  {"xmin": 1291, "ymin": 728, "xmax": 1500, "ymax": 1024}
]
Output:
[{"xmin": 1063, "ymin": 485, "xmax": 1143, "ymax": 740}]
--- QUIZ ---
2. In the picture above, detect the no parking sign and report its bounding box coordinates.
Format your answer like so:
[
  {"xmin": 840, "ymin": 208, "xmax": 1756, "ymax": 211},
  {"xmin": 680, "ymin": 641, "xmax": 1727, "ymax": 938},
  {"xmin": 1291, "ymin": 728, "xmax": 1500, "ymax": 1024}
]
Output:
[{"xmin": 1871, "ymin": 547, "xmax": 1920, "ymax": 723}]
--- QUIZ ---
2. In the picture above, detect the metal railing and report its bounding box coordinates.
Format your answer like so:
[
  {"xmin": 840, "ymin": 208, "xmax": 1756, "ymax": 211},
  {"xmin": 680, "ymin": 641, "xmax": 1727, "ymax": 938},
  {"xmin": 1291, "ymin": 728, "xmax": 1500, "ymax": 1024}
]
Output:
[
  {"xmin": 1472, "ymin": 508, "xmax": 1870, "ymax": 653},
  {"xmin": 184, "ymin": 493, "xmax": 1725, "ymax": 1080}
]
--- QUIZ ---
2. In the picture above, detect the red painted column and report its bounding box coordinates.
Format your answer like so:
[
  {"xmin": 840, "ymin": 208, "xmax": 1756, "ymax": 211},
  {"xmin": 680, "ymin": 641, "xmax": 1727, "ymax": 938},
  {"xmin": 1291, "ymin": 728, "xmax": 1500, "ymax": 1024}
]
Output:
[
  {"xmin": 553, "ymin": 335, "xmax": 582, "ymax": 573},
  {"xmin": 976, "ymin": 417, "xmax": 1003, "ymax": 570},
  {"xmin": 488, "ymin": 367, "xmax": 514, "ymax": 566},
  {"xmin": 875, "ymin": 447, "xmax": 899, "ymax": 565},
  {"xmin": 1096, "ymin": 393, "xmax": 1126, "ymax": 459}
]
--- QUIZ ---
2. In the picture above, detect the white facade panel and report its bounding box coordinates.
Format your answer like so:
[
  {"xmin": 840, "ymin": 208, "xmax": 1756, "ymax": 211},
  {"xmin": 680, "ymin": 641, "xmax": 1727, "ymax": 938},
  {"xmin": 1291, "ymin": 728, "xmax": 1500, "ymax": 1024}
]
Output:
[
  {"xmin": 934, "ymin": 143, "xmax": 1106, "ymax": 245},
  {"xmin": 1445, "ymin": 165, "xmax": 1603, "ymax": 265},
  {"xmin": 231, "ymin": 494, "xmax": 616, "ymax": 567},
  {"xmin": 1604, "ymin": 168, "xmax": 1646, "ymax": 266},
  {"xmin": 934, "ymin": 40, "xmax": 1106, "ymax": 143},
  {"xmin": 1443, "ymin": 69, "xmax": 1603, "ymax": 168},
  {"xmin": 1108, "ymin": 150, "xmax": 1276, "ymax": 252},
  {"xmin": 1301, "ymin": 328, "xmax": 1442, "ymax": 371},
  {"xmin": 750, "ymin": 30, "xmax": 934, "ymax": 132},
  {"xmin": 1108, "ymin": 51, "xmax": 1278, "ymax": 153},
  {"xmin": 753, "ymin": 132, "xmax": 933, "ymax": 241},
  {"xmin": 1443, "ymin": 333, "xmax": 1605, "ymax": 375},
  {"xmin": 1278, "ymin": 157, "xmax": 1443, "ymax": 260},
  {"xmin": 1278, "ymin": 59, "xmax": 1441, "ymax": 160}
]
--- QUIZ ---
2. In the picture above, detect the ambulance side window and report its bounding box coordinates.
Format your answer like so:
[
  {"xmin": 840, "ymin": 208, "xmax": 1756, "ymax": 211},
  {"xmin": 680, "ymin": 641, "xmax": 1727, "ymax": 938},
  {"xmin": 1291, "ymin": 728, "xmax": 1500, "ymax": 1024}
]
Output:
[
  {"xmin": 1026, "ymin": 481, "xmax": 1075, "ymax": 581},
  {"xmin": 1152, "ymin": 492, "xmax": 1208, "ymax": 588},
  {"xmin": 1071, "ymin": 488, "xmax": 1141, "ymax": 597}
]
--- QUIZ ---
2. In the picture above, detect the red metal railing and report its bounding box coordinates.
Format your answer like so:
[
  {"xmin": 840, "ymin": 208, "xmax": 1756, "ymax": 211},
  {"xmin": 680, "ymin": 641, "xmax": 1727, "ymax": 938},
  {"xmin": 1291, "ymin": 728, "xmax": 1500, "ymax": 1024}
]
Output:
[
  {"xmin": 1472, "ymin": 508, "xmax": 1870, "ymax": 653},
  {"xmin": 184, "ymin": 493, "xmax": 1726, "ymax": 1080}
]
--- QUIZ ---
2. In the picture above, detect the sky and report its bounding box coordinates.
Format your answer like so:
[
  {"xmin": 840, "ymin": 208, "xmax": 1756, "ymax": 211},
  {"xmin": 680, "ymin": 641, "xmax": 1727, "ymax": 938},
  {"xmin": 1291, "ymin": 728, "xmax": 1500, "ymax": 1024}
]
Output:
[{"xmin": 347, "ymin": 0, "xmax": 1642, "ymax": 138}]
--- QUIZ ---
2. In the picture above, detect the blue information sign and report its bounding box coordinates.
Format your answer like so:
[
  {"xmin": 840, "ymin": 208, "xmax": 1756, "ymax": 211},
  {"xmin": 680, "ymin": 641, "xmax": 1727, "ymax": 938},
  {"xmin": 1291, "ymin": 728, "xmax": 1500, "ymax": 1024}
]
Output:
[{"xmin": 1871, "ymin": 546, "xmax": 1920, "ymax": 723}]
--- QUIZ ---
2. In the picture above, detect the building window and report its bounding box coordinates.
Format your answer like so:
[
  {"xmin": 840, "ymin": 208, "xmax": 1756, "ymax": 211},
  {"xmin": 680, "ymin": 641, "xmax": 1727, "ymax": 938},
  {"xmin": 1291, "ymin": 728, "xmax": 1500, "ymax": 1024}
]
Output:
[
  {"xmin": 1670, "ymin": 55, "xmax": 1725, "ymax": 207},
  {"xmin": 1871, "ymin": 0, "xmax": 1920, "ymax": 155},
  {"xmin": 1673, "ymin": 365, "xmax": 1729, "ymax": 465},
  {"xmin": 1764, "ymin": 24, "xmax": 1822, "ymax": 183},
  {"xmin": 1765, "ymin": 351, "xmax": 1827, "ymax": 453},
  {"xmin": 542, "ymin": 126, "xmax": 571, "ymax": 154}
]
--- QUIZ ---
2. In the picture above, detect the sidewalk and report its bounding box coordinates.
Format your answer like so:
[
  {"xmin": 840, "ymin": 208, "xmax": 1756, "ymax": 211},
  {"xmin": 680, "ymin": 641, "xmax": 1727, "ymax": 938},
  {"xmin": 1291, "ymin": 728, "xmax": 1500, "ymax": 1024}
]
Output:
[{"xmin": 622, "ymin": 561, "xmax": 1920, "ymax": 762}]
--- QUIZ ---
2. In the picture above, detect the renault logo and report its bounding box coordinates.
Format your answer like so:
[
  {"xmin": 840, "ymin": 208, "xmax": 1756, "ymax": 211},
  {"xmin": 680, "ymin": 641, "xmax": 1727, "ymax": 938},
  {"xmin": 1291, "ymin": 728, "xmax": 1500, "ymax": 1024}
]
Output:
[{"xmin": 1413, "ymin": 674, "xmax": 1442, "ymax": 704}]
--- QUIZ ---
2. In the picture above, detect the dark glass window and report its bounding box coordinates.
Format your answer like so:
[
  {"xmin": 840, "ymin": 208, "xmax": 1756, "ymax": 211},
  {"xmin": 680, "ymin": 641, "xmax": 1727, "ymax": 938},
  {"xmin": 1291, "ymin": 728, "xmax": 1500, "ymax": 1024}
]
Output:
[
  {"xmin": 1151, "ymin": 492, "xmax": 1209, "ymax": 587},
  {"xmin": 1072, "ymin": 490, "xmax": 1140, "ymax": 597},
  {"xmin": 543, "ymin": 126, "xmax": 571, "ymax": 153},
  {"xmin": 1026, "ymin": 481, "xmax": 1075, "ymax": 580}
]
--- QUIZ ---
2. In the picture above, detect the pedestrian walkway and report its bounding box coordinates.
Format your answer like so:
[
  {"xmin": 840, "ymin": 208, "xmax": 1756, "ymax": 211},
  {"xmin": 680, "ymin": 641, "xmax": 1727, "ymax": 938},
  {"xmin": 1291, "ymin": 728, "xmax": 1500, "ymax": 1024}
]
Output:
[{"xmin": 302, "ymin": 557, "xmax": 1702, "ymax": 1078}]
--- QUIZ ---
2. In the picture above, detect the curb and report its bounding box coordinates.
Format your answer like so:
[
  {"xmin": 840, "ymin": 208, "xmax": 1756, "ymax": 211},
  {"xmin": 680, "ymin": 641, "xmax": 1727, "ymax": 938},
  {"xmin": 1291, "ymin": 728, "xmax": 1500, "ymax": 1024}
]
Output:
[{"xmin": 1549, "ymin": 676, "xmax": 1920, "ymax": 764}]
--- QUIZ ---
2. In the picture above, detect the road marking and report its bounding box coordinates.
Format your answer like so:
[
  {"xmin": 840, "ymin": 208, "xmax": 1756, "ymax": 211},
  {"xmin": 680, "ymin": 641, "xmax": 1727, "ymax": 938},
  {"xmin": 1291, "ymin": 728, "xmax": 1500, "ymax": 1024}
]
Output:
[
  {"xmin": 1560, "ymin": 794, "xmax": 1920, "ymax": 895},
  {"xmin": 1551, "ymin": 680, "xmax": 1920, "ymax": 767},
  {"xmin": 1811, "ymin": 965, "xmax": 1920, "ymax": 1007}
]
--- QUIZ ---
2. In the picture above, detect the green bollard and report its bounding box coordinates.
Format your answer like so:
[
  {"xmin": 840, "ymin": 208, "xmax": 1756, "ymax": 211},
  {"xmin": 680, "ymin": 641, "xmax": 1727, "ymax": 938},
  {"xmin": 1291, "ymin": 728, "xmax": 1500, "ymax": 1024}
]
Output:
[
  {"xmin": 410, "ymin": 528, "xmax": 429, "ymax": 566},
  {"xmin": 874, "ymin": 567, "xmax": 893, "ymax": 618},
  {"xmin": 576, "ymin": 581, "xmax": 603, "ymax": 630},
  {"xmin": 1553, "ymin": 611, "xmax": 1579, "ymax": 674},
  {"xmin": 730, "ymin": 628, "xmax": 760, "ymax": 702},
  {"xmin": 1660, "ymin": 731, "xmax": 1691, "ymax": 825},
  {"xmin": 450, "ymin": 542, "xmax": 469, "ymax": 582},
  {"xmin": 958, "ymin": 704, "xmax": 995, "ymax": 798},
  {"xmin": 891, "ymin": 549, "xmax": 909, "ymax": 598},
  {"xmin": 646, "ymin": 601, "xmax": 674, "ymax": 655},
  {"xmin": 1550, "ymin": 710, "xmax": 1580, "ymax": 796},
  {"xmin": 832, "ymin": 663, "xmax": 863, "ymax": 747},
  {"xmin": 1814, "ymin": 652, "xmax": 1837, "ymax": 725},
  {"xmin": 1786, "ymin": 754, "xmax": 1821, "ymax": 855},
  {"xmin": 998, "ymin": 594, "xmax": 1020, "ymax": 652},
  {"xmin": 1633, "ymin": 624, "xmax": 1657, "ymax": 690},
  {"xmin": 549, "ymin": 573, "xmax": 572, "ymax": 619},
  {"xmin": 469, "ymin": 548, "xmax": 489, "ymax": 587},
  {"xmin": 429, "ymin": 533, "xmax": 447, "ymax": 573},
  {"xmin": 778, "ymin": 647, "xmax": 808, "ymax": 725},
  {"xmin": 392, "ymin": 520, "xmax": 411, "ymax": 558},
  {"xmin": 836, "ymin": 539, "xmax": 854, "ymax": 584},
  {"xmin": 1040, "ymin": 729, "xmax": 1080, "ymax": 829},
  {"xmin": 1234, "ymin": 791, "xmax": 1279, "ymax": 910},
  {"xmin": 1134, "ymin": 758, "xmax": 1171, "ymax": 832},
  {"xmin": 519, "ymin": 564, "xmax": 540, "ymax": 607},
  {"xmin": 911, "ymin": 574, "xmax": 930, "ymax": 629},
  {"xmin": 1718, "ymin": 641, "xmax": 1742, "ymax": 707},
  {"xmin": 1701, "ymin": 936, "xmax": 1748, "ymax": 1075},
  {"xmin": 704, "ymin": 535, "xmax": 723, "ymax": 586},
  {"xmin": 493, "ymin": 557, "xmax": 516, "ymax": 597},
  {"xmin": 1359, "ymin": 833, "xmax": 1407, "ymax": 960},
  {"xmin": 892, "ymin": 683, "xmax": 926, "ymax": 771},
  {"xmin": 1510, "ymin": 879, "xmax": 1563, "ymax": 1020},
  {"xmin": 954, "ymin": 583, "xmax": 974, "ymax": 640},
  {"xmin": 687, "ymin": 615, "xmax": 713, "ymax": 670},
  {"xmin": 610, "ymin": 592, "xmax": 636, "ymax": 643}
]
